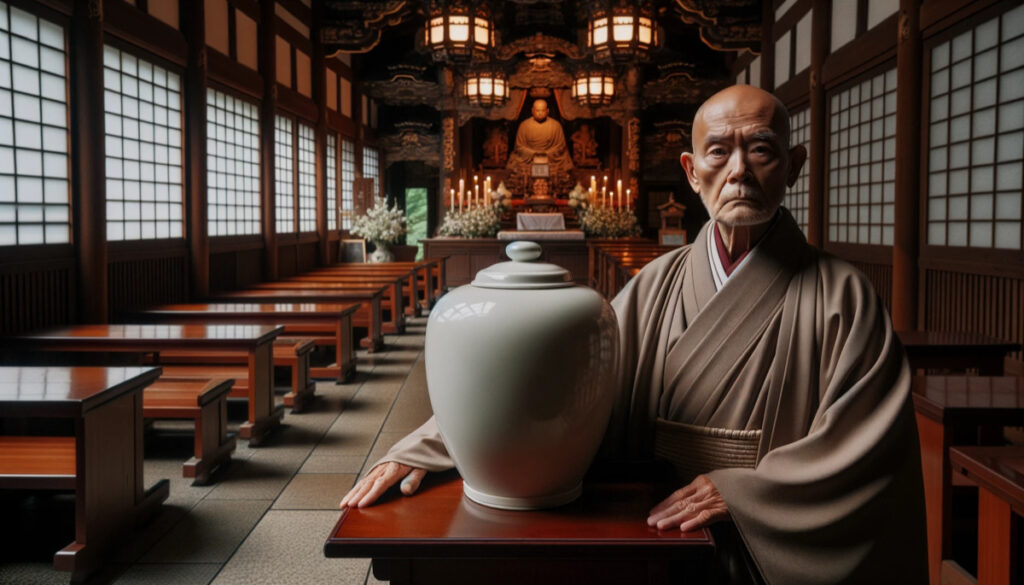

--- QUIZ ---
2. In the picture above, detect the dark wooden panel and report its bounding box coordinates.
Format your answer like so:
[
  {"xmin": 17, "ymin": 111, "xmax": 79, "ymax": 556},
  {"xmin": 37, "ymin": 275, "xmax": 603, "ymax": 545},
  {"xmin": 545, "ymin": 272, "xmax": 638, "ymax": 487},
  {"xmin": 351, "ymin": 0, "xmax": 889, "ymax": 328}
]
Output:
[
  {"xmin": 923, "ymin": 270, "xmax": 1024, "ymax": 364},
  {"xmin": 209, "ymin": 248, "xmax": 265, "ymax": 292},
  {"xmin": 0, "ymin": 263, "xmax": 75, "ymax": 335},
  {"xmin": 297, "ymin": 242, "xmax": 318, "ymax": 273},
  {"xmin": 108, "ymin": 254, "xmax": 189, "ymax": 316}
]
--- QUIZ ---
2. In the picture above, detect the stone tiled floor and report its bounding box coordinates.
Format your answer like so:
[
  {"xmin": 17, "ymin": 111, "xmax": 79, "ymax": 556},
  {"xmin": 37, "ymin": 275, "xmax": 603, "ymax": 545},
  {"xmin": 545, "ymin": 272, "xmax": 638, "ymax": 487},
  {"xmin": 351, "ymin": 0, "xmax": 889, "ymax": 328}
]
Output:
[{"xmin": 0, "ymin": 319, "xmax": 433, "ymax": 585}]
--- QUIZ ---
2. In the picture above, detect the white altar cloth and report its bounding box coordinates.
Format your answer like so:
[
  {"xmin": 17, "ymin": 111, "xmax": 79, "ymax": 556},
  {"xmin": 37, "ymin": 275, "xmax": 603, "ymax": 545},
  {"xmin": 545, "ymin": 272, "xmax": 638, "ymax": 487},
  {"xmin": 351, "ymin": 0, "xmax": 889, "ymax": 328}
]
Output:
[
  {"xmin": 497, "ymin": 230, "xmax": 585, "ymax": 241},
  {"xmin": 516, "ymin": 213, "xmax": 566, "ymax": 231}
]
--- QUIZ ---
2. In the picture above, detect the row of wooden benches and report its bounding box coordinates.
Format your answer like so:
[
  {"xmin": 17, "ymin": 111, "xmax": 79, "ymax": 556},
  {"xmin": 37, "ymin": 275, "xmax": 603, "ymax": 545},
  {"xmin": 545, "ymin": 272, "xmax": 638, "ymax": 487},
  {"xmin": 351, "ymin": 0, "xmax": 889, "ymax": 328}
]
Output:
[{"xmin": 0, "ymin": 258, "xmax": 447, "ymax": 582}]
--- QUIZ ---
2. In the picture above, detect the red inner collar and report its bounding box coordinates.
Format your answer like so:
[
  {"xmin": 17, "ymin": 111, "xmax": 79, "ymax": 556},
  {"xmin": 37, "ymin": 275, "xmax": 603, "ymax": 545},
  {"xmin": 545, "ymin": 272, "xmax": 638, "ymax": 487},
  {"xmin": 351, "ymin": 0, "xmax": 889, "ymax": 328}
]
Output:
[{"xmin": 713, "ymin": 224, "xmax": 753, "ymax": 277}]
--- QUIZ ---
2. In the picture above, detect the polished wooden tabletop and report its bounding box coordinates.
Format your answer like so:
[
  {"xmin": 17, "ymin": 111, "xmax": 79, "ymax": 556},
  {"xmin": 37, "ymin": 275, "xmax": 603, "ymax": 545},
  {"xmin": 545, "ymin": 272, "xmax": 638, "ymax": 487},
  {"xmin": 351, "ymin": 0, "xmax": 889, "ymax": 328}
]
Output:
[
  {"xmin": 326, "ymin": 472, "xmax": 712, "ymax": 560},
  {"xmin": 897, "ymin": 330, "xmax": 1021, "ymax": 352},
  {"xmin": 216, "ymin": 288, "xmax": 384, "ymax": 301},
  {"xmin": 143, "ymin": 302, "xmax": 360, "ymax": 318},
  {"xmin": 949, "ymin": 446, "xmax": 1024, "ymax": 515},
  {"xmin": 10, "ymin": 323, "xmax": 283, "ymax": 350},
  {"xmin": 912, "ymin": 376, "xmax": 1024, "ymax": 421},
  {"xmin": 0, "ymin": 365, "xmax": 161, "ymax": 416}
]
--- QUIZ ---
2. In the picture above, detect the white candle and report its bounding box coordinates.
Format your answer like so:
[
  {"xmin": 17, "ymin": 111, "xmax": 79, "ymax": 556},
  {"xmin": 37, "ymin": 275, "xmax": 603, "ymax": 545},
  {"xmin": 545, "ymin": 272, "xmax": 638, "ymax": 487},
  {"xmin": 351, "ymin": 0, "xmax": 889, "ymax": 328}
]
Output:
[
  {"xmin": 590, "ymin": 175, "xmax": 596, "ymax": 194},
  {"xmin": 475, "ymin": 184, "xmax": 480, "ymax": 207},
  {"xmin": 458, "ymin": 178, "xmax": 465, "ymax": 211},
  {"xmin": 617, "ymin": 179, "xmax": 623, "ymax": 209},
  {"xmin": 601, "ymin": 186, "xmax": 607, "ymax": 207},
  {"xmin": 626, "ymin": 188, "xmax": 631, "ymax": 210},
  {"xmin": 450, "ymin": 188, "xmax": 455, "ymax": 212},
  {"xmin": 485, "ymin": 177, "xmax": 491, "ymax": 205}
]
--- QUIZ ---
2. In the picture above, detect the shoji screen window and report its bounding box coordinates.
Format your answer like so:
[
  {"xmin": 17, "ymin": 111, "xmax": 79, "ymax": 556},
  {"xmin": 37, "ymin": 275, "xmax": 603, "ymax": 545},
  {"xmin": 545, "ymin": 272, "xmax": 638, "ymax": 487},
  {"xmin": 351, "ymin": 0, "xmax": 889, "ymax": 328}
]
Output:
[
  {"xmin": 274, "ymin": 115, "xmax": 294, "ymax": 233},
  {"xmin": 926, "ymin": 5, "xmax": 1024, "ymax": 250},
  {"xmin": 827, "ymin": 68, "xmax": 897, "ymax": 246},
  {"xmin": 340, "ymin": 138, "xmax": 354, "ymax": 229},
  {"xmin": 103, "ymin": 45, "xmax": 183, "ymax": 240},
  {"xmin": 785, "ymin": 107, "xmax": 811, "ymax": 235},
  {"xmin": 326, "ymin": 133, "xmax": 337, "ymax": 230},
  {"xmin": 206, "ymin": 88, "xmax": 260, "ymax": 237},
  {"xmin": 0, "ymin": 4, "xmax": 70, "ymax": 246},
  {"xmin": 362, "ymin": 145, "xmax": 380, "ymax": 198},
  {"xmin": 296, "ymin": 122, "xmax": 316, "ymax": 232}
]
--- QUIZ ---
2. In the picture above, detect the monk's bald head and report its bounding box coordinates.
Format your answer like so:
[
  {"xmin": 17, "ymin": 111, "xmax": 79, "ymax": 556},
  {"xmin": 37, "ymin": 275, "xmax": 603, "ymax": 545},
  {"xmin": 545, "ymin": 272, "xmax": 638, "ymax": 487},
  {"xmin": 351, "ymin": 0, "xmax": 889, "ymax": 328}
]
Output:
[
  {"xmin": 692, "ymin": 86, "xmax": 792, "ymax": 151},
  {"xmin": 532, "ymin": 99, "xmax": 550, "ymax": 122}
]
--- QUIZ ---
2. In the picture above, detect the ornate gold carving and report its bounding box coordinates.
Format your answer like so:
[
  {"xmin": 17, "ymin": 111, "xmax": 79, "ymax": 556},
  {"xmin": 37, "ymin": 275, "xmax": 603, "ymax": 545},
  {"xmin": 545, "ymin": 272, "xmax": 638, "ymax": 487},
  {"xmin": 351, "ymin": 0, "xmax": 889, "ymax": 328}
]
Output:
[
  {"xmin": 363, "ymin": 79, "xmax": 442, "ymax": 107},
  {"xmin": 482, "ymin": 125, "xmax": 510, "ymax": 168},
  {"xmin": 321, "ymin": 1, "xmax": 414, "ymax": 53},
  {"xmin": 493, "ymin": 33, "xmax": 586, "ymax": 62},
  {"xmin": 674, "ymin": 0, "xmax": 761, "ymax": 52},
  {"xmin": 627, "ymin": 117, "xmax": 640, "ymax": 173},
  {"xmin": 642, "ymin": 74, "xmax": 728, "ymax": 107},
  {"xmin": 570, "ymin": 124, "xmax": 600, "ymax": 168},
  {"xmin": 442, "ymin": 117, "xmax": 455, "ymax": 172},
  {"xmin": 381, "ymin": 131, "xmax": 441, "ymax": 167}
]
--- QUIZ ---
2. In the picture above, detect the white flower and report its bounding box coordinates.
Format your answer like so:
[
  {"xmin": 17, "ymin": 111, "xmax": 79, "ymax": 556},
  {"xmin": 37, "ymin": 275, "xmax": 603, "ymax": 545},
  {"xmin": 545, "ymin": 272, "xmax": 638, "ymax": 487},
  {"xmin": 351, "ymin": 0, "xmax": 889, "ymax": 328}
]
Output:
[
  {"xmin": 578, "ymin": 206, "xmax": 640, "ymax": 239},
  {"xmin": 351, "ymin": 196, "xmax": 408, "ymax": 244},
  {"xmin": 439, "ymin": 204, "xmax": 503, "ymax": 238}
]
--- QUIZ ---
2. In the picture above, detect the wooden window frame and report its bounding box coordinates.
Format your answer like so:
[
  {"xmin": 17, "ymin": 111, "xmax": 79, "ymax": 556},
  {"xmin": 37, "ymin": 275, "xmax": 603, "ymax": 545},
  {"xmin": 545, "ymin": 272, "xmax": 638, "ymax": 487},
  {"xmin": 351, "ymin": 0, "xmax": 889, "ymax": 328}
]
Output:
[
  {"xmin": 918, "ymin": 1, "xmax": 1024, "ymax": 278},
  {"xmin": 206, "ymin": 84, "xmax": 262, "ymax": 239}
]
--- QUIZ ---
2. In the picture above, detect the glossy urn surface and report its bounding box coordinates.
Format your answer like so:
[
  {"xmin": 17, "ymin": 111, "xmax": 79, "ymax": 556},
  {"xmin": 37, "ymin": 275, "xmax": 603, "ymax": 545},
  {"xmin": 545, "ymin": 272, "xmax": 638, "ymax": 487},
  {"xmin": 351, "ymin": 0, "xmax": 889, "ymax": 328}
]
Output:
[{"xmin": 425, "ymin": 241, "xmax": 619, "ymax": 510}]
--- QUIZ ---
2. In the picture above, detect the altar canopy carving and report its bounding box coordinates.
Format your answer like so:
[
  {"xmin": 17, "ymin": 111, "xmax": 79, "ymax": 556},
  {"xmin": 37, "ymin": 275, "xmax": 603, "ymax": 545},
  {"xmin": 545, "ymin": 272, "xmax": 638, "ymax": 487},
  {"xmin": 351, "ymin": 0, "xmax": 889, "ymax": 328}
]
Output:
[
  {"xmin": 482, "ymin": 125, "xmax": 509, "ymax": 168},
  {"xmin": 570, "ymin": 124, "xmax": 600, "ymax": 169}
]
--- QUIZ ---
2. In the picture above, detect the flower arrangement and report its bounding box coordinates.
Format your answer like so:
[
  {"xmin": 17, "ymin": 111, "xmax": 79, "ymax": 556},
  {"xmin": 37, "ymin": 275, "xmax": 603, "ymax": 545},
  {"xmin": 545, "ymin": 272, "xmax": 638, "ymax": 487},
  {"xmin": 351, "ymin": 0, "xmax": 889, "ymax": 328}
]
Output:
[
  {"xmin": 438, "ymin": 188, "xmax": 512, "ymax": 238},
  {"xmin": 579, "ymin": 206, "xmax": 641, "ymax": 238},
  {"xmin": 351, "ymin": 196, "xmax": 407, "ymax": 245},
  {"xmin": 569, "ymin": 182, "xmax": 639, "ymax": 239}
]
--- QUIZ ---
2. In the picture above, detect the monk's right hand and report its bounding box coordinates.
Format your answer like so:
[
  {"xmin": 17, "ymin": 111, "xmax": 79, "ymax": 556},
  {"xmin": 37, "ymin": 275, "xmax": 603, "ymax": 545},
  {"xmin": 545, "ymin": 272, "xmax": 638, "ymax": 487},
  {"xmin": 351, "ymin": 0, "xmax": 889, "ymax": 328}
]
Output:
[{"xmin": 339, "ymin": 462, "xmax": 427, "ymax": 509}]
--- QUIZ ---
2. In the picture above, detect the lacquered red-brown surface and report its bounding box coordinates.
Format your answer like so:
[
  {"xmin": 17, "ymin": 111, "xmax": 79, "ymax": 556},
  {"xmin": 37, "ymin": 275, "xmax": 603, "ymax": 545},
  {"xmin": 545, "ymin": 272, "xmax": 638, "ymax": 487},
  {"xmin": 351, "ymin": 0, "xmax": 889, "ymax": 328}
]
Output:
[
  {"xmin": 216, "ymin": 288, "xmax": 383, "ymax": 301},
  {"xmin": 326, "ymin": 473, "xmax": 712, "ymax": 560},
  {"xmin": 950, "ymin": 446, "xmax": 1024, "ymax": 516},
  {"xmin": 896, "ymin": 330, "xmax": 1020, "ymax": 353},
  {"xmin": 0, "ymin": 366, "xmax": 160, "ymax": 416},
  {"xmin": 912, "ymin": 376, "xmax": 1024, "ymax": 422},
  {"xmin": 144, "ymin": 302, "xmax": 360, "ymax": 319},
  {"xmin": 11, "ymin": 324, "xmax": 282, "ymax": 351}
]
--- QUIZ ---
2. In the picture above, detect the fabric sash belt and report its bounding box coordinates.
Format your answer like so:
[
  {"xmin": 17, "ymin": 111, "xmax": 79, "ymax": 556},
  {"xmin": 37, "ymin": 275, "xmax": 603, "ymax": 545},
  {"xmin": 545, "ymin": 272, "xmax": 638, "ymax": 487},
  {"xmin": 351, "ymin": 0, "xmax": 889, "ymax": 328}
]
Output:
[{"xmin": 654, "ymin": 418, "xmax": 761, "ymax": 483}]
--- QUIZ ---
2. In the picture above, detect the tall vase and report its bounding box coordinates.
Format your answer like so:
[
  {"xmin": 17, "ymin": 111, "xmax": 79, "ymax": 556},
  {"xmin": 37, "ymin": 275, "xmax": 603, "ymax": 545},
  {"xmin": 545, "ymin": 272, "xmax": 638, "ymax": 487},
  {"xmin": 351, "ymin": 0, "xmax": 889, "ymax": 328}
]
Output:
[{"xmin": 369, "ymin": 241, "xmax": 395, "ymax": 263}]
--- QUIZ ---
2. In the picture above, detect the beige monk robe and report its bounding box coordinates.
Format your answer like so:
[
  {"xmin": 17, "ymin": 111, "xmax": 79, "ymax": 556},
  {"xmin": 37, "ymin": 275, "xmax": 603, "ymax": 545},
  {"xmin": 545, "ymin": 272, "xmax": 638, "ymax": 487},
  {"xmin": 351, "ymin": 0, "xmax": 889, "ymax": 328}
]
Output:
[
  {"xmin": 377, "ymin": 208, "xmax": 927, "ymax": 584},
  {"xmin": 609, "ymin": 208, "xmax": 927, "ymax": 584}
]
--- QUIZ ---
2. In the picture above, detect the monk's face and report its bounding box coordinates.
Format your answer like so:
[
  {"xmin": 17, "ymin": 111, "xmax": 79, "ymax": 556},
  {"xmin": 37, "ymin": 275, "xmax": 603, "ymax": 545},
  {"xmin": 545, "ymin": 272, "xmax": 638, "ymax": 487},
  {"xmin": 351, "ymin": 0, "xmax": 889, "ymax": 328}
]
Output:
[
  {"xmin": 532, "ymin": 100, "xmax": 549, "ymax": 122},
  {"xmin": 680, "ymin": 86, "xmax": 806, "ymax": 227}
]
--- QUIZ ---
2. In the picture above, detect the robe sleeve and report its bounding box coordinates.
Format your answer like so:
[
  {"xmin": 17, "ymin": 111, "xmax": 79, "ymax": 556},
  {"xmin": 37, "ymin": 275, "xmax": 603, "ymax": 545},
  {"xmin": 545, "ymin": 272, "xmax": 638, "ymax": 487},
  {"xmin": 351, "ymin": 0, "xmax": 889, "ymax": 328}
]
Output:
[
  {"xmin": 706, "ymin": 260, "xmax": 928, "ymax": 585},
  {"xmin": 367, "ymin": 416, "xmax": 454, "ymax": 473}
]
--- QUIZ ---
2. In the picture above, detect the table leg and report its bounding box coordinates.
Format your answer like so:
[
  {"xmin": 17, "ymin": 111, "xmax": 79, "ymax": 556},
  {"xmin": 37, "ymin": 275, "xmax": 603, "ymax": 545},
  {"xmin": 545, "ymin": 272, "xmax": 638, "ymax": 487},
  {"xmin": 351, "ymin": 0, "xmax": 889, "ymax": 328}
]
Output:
[
  {"xmin": 916, "ymin": 412, "xmax": 949, "ymax": 585},
  {"xmin": 977, "ymin": 487, "xmax": 1015, "ymax": 585},
  {"xmin": 337, "ymin": 313, "xmax": 355, "ymax": 382},
  {"xmin": 241, "ymin": 341, "xmax": 283, "ymax": 445},
  {"xmin": 359, "ymin": 297, "xmax": 384, "ymax": 353}
]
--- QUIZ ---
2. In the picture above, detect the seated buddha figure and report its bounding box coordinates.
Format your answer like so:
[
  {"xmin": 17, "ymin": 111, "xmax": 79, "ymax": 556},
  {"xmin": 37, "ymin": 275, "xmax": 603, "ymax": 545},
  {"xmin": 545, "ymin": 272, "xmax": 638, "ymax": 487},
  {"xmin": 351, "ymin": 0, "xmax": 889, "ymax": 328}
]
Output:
[{"xmin": 505, "ymin": 99, "xmax": 574, "ymax": 195}]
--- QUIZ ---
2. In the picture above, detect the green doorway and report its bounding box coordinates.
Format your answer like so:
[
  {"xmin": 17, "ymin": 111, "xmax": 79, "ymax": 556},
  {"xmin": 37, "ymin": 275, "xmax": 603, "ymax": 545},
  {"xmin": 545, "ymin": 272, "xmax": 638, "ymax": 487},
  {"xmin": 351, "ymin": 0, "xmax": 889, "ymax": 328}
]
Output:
[{"xmin": 405, "ymin": 187, "xmax": 428, "ymax": 260}]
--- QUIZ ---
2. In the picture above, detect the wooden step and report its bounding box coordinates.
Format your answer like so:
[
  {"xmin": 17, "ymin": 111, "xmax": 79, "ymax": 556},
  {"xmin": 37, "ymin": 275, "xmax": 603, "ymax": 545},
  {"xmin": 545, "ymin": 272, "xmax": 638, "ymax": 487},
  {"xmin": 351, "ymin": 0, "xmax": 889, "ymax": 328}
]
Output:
[{"xmin": 0, "ymin": 436, "xmax": 76, "ymax": 490}]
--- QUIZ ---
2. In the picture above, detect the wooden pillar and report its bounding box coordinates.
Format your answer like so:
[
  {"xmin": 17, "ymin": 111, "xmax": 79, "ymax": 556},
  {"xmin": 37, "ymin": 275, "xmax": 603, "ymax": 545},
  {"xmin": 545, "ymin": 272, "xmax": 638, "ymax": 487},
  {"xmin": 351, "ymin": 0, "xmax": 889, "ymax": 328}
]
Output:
[
  {"xmin": 892, "ymin": 0, "xmax": 922, "ymax": 331},
  {"xmin": 806, "ymin": 0, "xmax": 828, "ymax": 247},
  {"xmin": 70, "ymin": 0, "xmax": 107, "ymax": 323},
  {"xmin": 259, "ymin": 0, "xmax": 278, "ymax": 280},
  {"xmin": 312, "ymin": 0, "xmax": 329, "ymax": 264},
  {"xmin": 761, "ymin": 0, "xmax": 774, "ymax": 91},
  {"xmin": 182, "ymin": 0, "xmax": 209, "ymax": 297}
]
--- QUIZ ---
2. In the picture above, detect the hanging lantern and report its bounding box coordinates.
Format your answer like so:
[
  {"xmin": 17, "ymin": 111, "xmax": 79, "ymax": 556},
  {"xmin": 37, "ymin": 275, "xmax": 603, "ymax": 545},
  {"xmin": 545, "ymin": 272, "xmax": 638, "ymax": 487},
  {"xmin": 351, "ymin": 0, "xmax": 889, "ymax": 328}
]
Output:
[
  {"xmin": 464, "ymin": 68, "xmax": 509, "ymax": 107},
  {"xmin": 586, "ymin": 1, "xmax": 658, "ymax": 62},
  {"xmin": 572, "ymin": 67, "xmax": 615, "ymax": 106},
  {"xmin": 424, "ymin": 1, "xmax": 494, "ymax": 62}
]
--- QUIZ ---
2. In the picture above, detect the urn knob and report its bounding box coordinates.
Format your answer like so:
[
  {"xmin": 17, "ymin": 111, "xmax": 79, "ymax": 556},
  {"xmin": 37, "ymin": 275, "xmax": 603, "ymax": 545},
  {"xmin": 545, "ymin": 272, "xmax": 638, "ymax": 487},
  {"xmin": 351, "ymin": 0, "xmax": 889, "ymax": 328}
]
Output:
[{"xmin": 506, "ymin": 241, "xmax": 541, "ymax": 262}]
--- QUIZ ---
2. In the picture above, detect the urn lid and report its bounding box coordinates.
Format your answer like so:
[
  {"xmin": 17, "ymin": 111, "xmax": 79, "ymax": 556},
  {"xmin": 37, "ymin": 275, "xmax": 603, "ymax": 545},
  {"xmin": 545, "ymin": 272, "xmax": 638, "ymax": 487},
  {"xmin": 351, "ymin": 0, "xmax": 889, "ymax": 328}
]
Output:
[{"xmin": 471, "ymin": 241, "xmax": 573, "ymax": 289}]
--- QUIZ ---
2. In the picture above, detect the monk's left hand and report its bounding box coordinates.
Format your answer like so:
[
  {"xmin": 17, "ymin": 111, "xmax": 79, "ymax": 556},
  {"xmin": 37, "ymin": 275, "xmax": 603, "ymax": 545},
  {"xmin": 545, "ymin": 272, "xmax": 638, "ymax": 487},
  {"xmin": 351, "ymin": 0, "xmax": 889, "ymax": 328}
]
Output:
[{"xmin": 647, "ymin": 474, "xmax": 729, "ymax": 532}]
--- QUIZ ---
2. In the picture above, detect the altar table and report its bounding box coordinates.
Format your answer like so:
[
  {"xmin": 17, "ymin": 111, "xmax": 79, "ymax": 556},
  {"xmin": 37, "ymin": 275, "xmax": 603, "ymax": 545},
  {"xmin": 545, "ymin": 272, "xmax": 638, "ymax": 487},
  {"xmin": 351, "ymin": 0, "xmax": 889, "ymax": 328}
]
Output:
[
  {"xmin": 0, "ymin": 366, "xmax": 166, "ymax": 582},
  {"xmin": 897, "ymin": 331, "xmax": 1020, "ymax": 375},
  {"xmin": 324, "ymin": 471, "xmax": 714, "ymax": 585}
]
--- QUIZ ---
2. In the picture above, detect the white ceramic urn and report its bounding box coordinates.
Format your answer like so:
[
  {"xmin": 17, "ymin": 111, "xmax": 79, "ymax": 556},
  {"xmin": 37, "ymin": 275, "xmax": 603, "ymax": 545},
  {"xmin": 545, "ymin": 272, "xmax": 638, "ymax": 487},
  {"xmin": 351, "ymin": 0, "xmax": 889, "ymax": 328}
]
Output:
[{"xmin": 425, "ymin": 241, "xmax": 619, "ymax": 510}]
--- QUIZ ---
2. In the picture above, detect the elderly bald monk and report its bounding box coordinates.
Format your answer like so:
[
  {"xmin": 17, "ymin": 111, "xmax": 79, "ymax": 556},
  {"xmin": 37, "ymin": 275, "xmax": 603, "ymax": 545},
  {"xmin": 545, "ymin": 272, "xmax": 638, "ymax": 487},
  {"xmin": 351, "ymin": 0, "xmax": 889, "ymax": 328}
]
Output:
[
  {"xmin": 342, "ymin": 85, "xmax": 928, "ymax": 584},
  {"xmin": 505, "ymin": 99, "xmax": 574, "ymax": 177}
]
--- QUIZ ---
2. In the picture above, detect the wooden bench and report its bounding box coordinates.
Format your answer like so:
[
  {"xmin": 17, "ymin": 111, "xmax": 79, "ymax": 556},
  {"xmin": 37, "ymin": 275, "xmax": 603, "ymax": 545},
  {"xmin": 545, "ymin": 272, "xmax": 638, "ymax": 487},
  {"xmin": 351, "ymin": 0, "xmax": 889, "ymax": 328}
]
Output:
[
  {"xmin": 138, "ymin": 302, "xmax": 358, "ymax": 384},
  {"xmin": 252, "ymin": 279, "xmax": 405, "ymax": 334},
  {"xmin": 912, "ymin": 375, "xmax": 1024, "ymax": 585},
  {"xmin": 0, "ymin": 366, "xmax": 168, "ymax": 582},
  {"xmin": 153, "ymin": 339, "xmax": 316, "ymax": 412},
  {"xmin": 144, "ymin": 376, "xmax": 236, "ymax": 485}
]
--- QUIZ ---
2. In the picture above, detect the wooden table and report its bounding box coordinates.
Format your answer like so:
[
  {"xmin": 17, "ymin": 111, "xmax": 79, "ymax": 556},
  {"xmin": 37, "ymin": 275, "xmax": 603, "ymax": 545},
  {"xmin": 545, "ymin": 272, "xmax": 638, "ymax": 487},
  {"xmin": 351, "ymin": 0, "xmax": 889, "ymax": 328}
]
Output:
[
  {"xmin": 912, "ymin": 375, "xmax": 1024, "ymax": 585},
  {"xmin": 214, "ymin": 288, "xmax": 385, "ymax": 352},
  {"xmin": 252, "ymin": 279, "xmax": 405, "ymax": 334},
  {"xmin": 949, "ymin": 446, "xmax": 1024, "ymax": 585},
  {"xmin": 0, "ymin": 366, "xmax": 167, "ymax": 582},
  {"xmin": 324, "ymin": 471, "xmax": 714, "ymax": 585},
  {"xmin": 137, "ymin": 302, "xmax": 359, "ymax": 382},
  {"xmin": 7, "ymin": 324, "xmax": 284, "ymax": 445},
  {"xmin": 897, "ymin": 331, "xmax": 1021, "ymax": 375}
]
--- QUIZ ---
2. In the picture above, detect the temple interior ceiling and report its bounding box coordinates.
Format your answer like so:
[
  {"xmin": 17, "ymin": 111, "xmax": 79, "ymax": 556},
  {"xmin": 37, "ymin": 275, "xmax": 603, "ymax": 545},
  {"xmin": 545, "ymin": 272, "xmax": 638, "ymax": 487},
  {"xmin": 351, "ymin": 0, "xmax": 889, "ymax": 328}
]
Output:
[{"xmin": 322, "ymin": 1, "xmax": 761, "ymax": 167}]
